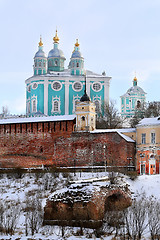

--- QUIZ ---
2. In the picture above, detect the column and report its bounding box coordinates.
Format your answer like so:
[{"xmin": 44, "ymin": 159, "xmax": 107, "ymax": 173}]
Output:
[
  {"xmin": 65, "ymin": 79, "xmax": 69, "ymax": 115},
  {"xmin": 104, "ymin": 77, "xmax": 110, "ymax": 104},
  {"xmin": 86, "ymin": 77, "xmax": 90, "ymax": 97},
  {"xmin": 44, "ymin": 79, "xmax": 48, "ymax": 115}
]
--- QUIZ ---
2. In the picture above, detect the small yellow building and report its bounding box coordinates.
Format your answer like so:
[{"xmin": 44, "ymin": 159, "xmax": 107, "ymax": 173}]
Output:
[{"xmin": 75, "ymin": 92, "xmax": 96, "ymax": 131}]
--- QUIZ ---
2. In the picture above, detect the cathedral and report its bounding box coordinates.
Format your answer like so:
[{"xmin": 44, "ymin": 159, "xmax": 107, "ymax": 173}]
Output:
[
  {"xmin": 120, "ymin": 76, "xmax": 146, "ymax": 118},
  {"xmin": 25, "ymin": 30, "xmax": 111, "ymax": 116}
]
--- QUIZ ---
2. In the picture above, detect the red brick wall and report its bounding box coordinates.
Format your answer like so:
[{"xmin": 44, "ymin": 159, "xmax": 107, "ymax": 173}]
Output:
[
  {"xmin": 52, "ymin": 132, "xmax": 135, "ymax": 167},
  {"xmin": 0, "ymin": 121, "xmax": 135, "ymax": 168}
]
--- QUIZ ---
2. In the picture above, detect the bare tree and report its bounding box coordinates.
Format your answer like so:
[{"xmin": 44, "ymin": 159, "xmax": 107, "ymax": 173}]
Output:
[
  {"xmin": 0, "ymin": 106, "xmax": 10, "ymax": 118},
  {"xmin": 147, "ymin": 197, "xmax": 160, "ymax": 240},
  {"xmin": 130, "ymin": 101, "xmax": 160, "ymax": 127},
  {"xmin": 0, "ymin": 201, "xmax": 4, "ymax": 233},
  {"xmin": 25, "ymin": 193, "xmax": 43, "ymax": 236},
  {"xmin": 3, "ymin": 201, "xmax": 21, "ymax": 235},
  {"xmin": 96, "ymin": 100, "xmax": 123, "ymax": 129},
  {"xmin": 145, "ymin": 101, "xmax": 160, "ymax": 118},
  {"xmin": 124, "ymin": 193, "xmax": 148, "ymax": 240}
]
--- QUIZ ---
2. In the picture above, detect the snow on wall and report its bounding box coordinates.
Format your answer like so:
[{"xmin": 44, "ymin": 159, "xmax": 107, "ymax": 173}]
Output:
[{"xmin": 0, "ymin": 115, "xmax": 76, "ymax": 125}]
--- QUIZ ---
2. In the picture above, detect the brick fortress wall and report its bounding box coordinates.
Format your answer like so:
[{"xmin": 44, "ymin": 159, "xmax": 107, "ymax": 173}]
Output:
[{"xmin": 0, "ymin": 119, "xmax": 135, "ymax": 168}]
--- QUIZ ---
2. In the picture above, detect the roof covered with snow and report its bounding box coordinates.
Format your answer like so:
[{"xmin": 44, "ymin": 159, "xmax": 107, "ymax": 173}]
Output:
[
  {"xmin": 119, "ymin": 128, "xmax": 136, "ymax": 133},
  {"xmin": 90, "ymin": 129, "xmax": 135, "ymax": 142},
  {"xmin": 0, "ymin": 115, "xmax": 76, "ymax": 125},
  {"xmin": 121, "ymin": 85, "xmax": 146, "ymax": 98},
  {"xmin": 137, "ymin": 116, "xmax": 160, "ymax": 127},
  {"xmin": 26, "ymin": 69, "xmax": 111, "ymax": 81}
]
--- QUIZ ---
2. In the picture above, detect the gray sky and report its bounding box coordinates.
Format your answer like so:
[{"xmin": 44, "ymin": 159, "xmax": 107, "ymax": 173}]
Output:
[{"xmin": 0, "ymin": 0, "xmax": 160, "ymax": 114}]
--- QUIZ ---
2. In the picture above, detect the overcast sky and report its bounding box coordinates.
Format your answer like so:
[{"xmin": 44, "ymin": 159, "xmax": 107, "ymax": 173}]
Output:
[{"xmin": 0, "ymin": 0, "xmax": 160, "ymax": 114}]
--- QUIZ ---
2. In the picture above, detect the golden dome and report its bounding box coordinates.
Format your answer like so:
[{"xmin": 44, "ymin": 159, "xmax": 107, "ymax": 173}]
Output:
[
  {"xmin": 39, "ymin": 36, "xmax": 43, "ymax": 47},
  {"xmin": 75, "ymin": 39, "xmax": 80, "ymax": 47},
  {"xmin": 53, "ymin": 29, "xmax": 59, "ymax": 43},
  {"xmin": 134, "ymin": 76, "xmax": 137, "ymax": 81}
]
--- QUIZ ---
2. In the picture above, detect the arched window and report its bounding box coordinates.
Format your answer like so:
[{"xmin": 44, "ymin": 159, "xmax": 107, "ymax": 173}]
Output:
[
  {"xmin": 137, "ymin": 100, "xmax": 141, "ymax": 108},
  {"xmin": 55, "ymin": 60, "xmax": 58, "ymax": 66},
  {"xmin": 75, "ymin": 100, "xmax": 79, "ymax": 110},
  {"xmin": 72, "ymin": 95, "xmax": 81, "ymax": 113},
  {"xmin": 32, "ymin": 99, "xmax": 37, "ymax": 112},
  {"xmin": 28, "ymin": 85, "xmax": 31, "ymax": 92},
  {"xmin": 94, "ymin": 100, "xmax": 100, "ymax": 112},
  {"xmin": 77, "ymin": 62, "xmax": 79, "ymax": 67},
  {"xmin": 27, "ymin": 101, "xmax": 30, "ymax": 114},
  {"xmin": 53, "ymin": 101, "xmax": 59, "ymax": 112},
  {"xmin": 82, "ymin": 116, "xmax": 85, "ymax": 121},
  {"xmin": 73, "ymin": 100, "xmax": 79, "ymax": 113},
  {"xmin": 51, "ymin": 96, "xmax": 61, "ymax": 114},
  {"xmin": 39, "ymin": 62, "xmax": 41, "ymax": 67}
]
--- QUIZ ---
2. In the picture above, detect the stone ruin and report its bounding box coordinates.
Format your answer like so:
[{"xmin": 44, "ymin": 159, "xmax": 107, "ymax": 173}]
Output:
[{"xmin": 44, "ymin": 177, "xmax": 131, "ymax": 228}]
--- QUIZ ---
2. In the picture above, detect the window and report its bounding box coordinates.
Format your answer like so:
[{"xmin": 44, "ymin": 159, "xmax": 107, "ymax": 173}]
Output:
[
  {"xmin": 53, "ymin": 101, "xmax": 59, "ymax": 112},
  {"xmin": 43, "ymin": 62, "xmax": 45, "ymax": 67},
  {"xmin": 151, "ymin": 132, "xmax": 155, "ymax": 144},
  {"xmin": 72, "ymin": 95, "xmax": 81, "ymax": 113},
  {"xmin": 35, "ymin": 62, "xmax": 37, "ymax": 67},
  {"xmin": 28, "ymin": 85, "xmax": 31, "ymax": 92},
  {"xmin": 32, "ymin": 83, "xmax": 38, "ymax": 89},
  {"xmin": 94, "ymin": 100, "xmax": 100, "ymax": 112},
  {"xmin": 51, "ymin": 97, "xmax": 61, "ymax": 113},
  {"xmin": 39, "ymin": 62, "xmax": 41, "ymax": 67},
  {"xmin": 74, "ymin": 100, "xmax": 79, "ymax": 112},
  {"xmin": 141, "ymin": 133, "xmax": 146, "ymax": 144},
  {"xmin": 55, "ymin": 60, "xmax": 58, "ymax": 66},
  {"xmin": 52, "ymin": 81, "xmax": 62, "ymax": 91},
  {"xmin": 137, "ymin": 100, "xmax": 141, "ymax": 108},
  {"xmin": 77, "ymin": 62, "xmax": 79, "ymax": 67},
  {"xmin": 82, "ymin": 116, "xmax": 85, "ymax": 121},
  {"xmin": 32, "ymin": 99, "xmax": 37, "ymax": 112},
  {"xmin": 73, "ymin": 82, "xmax": 82, "ymax": 91},
  {"xmin": 27, "ymin": 101, "xmax": 30, "ymax": 114},
  {"xmin": 92, "ymin": 82, "xmax": 102, "ymax": 92}
]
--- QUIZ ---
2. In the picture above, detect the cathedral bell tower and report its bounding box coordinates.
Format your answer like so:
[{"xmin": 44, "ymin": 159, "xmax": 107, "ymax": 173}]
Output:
[
  {"xmin": 75, "ymin": 74, "xmax": 96, "ymax": 131},
  {"xmin": 69, "ymin": 39, "xmax": 84, "ymax": 76},
  {"xmin": 34, "ymin": 36, "xmax": 47, "ymax": 75}
]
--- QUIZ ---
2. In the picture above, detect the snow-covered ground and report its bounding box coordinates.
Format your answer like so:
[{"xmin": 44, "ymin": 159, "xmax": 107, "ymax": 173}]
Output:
[
  {"xmin": 0, "ymin": 171, "xmax": 159, "ymax": 239},
  {"xmin": 127, "ymin": 174, "xmax": 160, "ymax": 199}
]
